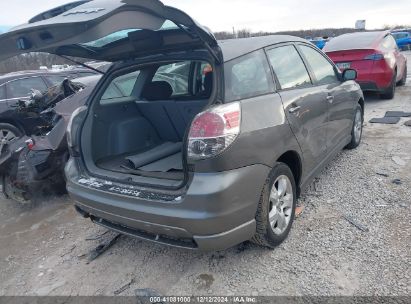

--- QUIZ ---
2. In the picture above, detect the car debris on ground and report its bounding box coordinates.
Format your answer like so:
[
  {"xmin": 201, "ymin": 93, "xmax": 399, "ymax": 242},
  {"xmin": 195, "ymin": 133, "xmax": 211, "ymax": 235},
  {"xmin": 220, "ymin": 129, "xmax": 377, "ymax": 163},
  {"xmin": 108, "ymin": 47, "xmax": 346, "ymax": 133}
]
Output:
[
  {"xmin": 87, "ymin": 233, "xmax": 121, "ymax": 264},
  {"xmin": 342, "ymin": 215, "xmax": 370, "ymax": 232},
  {"xmin": 114, "ymin": 278, "xmax": 136, "ymax": 295}
]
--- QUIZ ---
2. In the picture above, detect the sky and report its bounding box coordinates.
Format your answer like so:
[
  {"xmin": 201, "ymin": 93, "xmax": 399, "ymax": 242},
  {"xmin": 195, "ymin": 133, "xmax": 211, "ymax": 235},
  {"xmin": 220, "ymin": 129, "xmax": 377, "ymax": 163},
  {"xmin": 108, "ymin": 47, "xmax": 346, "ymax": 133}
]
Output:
[{"xmin": 0, "ymin": 0, "xmax": 411, "ymax": 33}]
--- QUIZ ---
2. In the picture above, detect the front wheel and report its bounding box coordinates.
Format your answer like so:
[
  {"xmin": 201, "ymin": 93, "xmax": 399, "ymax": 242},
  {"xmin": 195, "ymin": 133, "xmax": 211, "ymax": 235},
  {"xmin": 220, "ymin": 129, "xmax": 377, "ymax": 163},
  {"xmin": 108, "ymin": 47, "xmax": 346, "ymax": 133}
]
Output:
[
  {"xmin": 252, "ymin": 163, "xmax": 297, "ymax": 248},
  {"xmin": 345, "ymin": 105, "xmax": 363, "ymax": 150}
]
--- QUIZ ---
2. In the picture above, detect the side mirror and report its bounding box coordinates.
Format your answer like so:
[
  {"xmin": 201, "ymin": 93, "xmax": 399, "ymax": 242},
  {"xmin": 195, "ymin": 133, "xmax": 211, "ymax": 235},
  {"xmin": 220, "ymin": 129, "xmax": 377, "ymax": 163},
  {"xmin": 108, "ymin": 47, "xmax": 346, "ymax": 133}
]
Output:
[{"xmin": 342, "ymin": 69, "xmax": 357, "ymax": 81}]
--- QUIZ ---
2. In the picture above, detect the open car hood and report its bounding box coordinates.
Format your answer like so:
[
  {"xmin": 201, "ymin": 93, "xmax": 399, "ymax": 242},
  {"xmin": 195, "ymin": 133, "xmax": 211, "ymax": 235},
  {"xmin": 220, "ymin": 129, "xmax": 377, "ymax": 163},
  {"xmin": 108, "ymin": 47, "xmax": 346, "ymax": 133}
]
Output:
[{"xmin": 0, "ymin": 0, "xmax": 219, "ymax": 62}]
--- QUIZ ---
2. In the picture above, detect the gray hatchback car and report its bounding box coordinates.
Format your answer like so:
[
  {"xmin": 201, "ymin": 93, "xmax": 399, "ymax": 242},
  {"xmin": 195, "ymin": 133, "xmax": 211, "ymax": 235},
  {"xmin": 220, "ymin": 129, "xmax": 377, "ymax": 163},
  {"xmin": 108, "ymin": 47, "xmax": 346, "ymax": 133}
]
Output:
[{"xmin": 0, "ymin": 0, "xmax": 364, "ymax": 250}]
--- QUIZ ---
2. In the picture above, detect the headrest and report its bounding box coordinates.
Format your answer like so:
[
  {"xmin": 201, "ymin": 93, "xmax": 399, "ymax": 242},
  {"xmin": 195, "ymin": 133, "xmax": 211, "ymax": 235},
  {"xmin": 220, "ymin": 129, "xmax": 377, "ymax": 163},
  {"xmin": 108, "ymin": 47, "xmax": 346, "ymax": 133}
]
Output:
[
  {"xmin": 141, "ymin": 81, "xmax": 173, "ymax": 101},
  {"xmin": 203, "ymin": 72, "xmax": 213, "ymax": 97}
]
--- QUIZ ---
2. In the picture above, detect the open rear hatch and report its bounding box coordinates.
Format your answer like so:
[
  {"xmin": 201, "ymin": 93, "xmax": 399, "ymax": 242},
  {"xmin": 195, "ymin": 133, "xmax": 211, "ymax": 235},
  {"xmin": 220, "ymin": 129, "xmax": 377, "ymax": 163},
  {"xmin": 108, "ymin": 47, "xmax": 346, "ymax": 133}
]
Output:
[
  {"xmin": 0, "ymin": 0, "xmax": 221, "ymax": 190},
  {"xmin": 0, "ymin": 0, "xmax": 220, "ymax": 62}
]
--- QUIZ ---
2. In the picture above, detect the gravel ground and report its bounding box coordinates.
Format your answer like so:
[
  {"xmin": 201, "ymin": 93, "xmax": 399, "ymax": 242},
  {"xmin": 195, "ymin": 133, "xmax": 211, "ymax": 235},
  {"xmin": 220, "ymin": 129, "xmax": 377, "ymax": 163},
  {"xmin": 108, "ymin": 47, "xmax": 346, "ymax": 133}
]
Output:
[{"xmin": 0, "ymin": 53, "xmax": 410, "ymax": 297}]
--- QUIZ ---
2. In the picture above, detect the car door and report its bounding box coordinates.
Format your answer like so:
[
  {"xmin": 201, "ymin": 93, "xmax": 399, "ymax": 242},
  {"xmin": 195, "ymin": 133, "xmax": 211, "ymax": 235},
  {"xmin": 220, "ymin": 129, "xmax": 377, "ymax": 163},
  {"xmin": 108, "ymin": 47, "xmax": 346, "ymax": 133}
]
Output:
[
  {"xmin": 265, "ymin": 44, "xmax": 329, "ymax": 175},
  {"xmin": 5, "ymin": 77, "xmax": 49, "ymax": 134},
  {"xmin": 297, "ymin": 43, "xmax": 354, "ymax": 150},
  {"xmin": 6, "ymin": 76, "xmax": 48, "ymax": 101},
  {"xmin": 0, "ymin": 85, "xmax": 6, "ymax": 102}
]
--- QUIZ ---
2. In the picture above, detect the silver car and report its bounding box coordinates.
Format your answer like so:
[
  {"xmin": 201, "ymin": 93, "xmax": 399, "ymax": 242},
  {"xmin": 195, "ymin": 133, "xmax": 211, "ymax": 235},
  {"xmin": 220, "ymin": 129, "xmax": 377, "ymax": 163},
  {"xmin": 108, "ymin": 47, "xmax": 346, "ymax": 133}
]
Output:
[{"xmin": 0, "ymin": 0, "xmax": 364, "ymax": 250}]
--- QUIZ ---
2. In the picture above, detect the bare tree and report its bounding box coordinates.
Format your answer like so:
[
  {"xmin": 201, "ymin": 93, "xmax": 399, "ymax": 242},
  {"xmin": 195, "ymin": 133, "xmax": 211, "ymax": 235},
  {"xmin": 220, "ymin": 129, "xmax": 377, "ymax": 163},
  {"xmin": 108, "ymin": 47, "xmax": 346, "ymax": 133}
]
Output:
[
  {"xmin": 1, "ymin": 24, "xmax": 409, "ymax": 74},
  {"xmin": 0, "ymin": 53, "xmax": 79, "ymax": 75}
]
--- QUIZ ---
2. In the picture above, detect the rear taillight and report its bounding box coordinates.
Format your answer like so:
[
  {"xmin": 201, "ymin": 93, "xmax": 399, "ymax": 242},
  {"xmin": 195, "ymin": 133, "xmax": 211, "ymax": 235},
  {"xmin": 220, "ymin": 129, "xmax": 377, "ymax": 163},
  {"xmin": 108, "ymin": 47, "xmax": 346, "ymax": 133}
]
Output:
[
  {"xmin": 25, "ymin": 138, "xmax": 35, "ymax": 150},
  {"xmin": 67, "ymin": 106, "xmax": 87, "ymax": 157},
  {"xmin": 364, "ymin": 53, "xmax": 384, "ymax": 60},
  {"xmin": 188, "ymin": 102, "xmax": 241, "ymax": 160}
]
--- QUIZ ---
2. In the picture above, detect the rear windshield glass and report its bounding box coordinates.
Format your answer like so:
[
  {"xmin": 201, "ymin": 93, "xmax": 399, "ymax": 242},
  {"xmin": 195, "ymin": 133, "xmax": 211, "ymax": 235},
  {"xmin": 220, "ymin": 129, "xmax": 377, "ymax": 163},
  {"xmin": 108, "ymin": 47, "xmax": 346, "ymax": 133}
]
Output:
[
  {"xmin": 82, "ymin": 21, "xmax": 179, "ymax": 48},
  {"xmin": 325, "ymin": 32, "xmax": 381, "ymax": 51}
]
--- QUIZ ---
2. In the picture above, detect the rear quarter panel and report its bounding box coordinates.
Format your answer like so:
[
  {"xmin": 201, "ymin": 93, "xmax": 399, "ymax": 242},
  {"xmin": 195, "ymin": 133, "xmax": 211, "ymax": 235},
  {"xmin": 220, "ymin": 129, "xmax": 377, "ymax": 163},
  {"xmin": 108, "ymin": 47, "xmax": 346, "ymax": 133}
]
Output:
[{"xmin": 191, "ymin": 93, "xmax": 302, "ymax": 173}]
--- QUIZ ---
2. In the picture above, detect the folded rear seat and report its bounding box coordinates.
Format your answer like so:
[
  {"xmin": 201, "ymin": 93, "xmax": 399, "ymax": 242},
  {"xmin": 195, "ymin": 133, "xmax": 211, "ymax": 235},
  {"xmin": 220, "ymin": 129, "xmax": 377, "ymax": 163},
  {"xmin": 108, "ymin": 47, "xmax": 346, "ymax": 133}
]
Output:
[{"xmin": 126, "ymin": 142, "xmax": 182, "ymax": 169}]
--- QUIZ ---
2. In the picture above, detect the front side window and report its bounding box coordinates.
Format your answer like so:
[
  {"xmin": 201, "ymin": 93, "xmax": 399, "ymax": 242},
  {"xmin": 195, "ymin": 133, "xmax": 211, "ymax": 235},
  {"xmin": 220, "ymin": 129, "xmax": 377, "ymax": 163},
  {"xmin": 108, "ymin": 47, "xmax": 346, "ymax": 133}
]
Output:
[
  {"xmin": 225, "ymin": 50, "xmax": 272, "ymax": 102},
  {"xmin": 393, "ymin": 33, "xmax": 407, "ymax": 39},
  {"xmin": 299, "ymin": 45, "xmax": 338, "ymax": 85},
  {"xmin": 266, "ymin": 45, "xmax": 312, "ymax": 90},
  {"xmin": 7, "ymin": 77, "xmax": 48, "ymax": 99}
]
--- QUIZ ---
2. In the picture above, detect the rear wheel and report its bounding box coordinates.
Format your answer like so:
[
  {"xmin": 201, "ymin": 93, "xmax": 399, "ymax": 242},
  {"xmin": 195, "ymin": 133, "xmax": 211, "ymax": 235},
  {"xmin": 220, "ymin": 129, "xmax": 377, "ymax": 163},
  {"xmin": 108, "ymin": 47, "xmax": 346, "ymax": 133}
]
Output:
[
  {"xmin": 346, "ymin": 104, "xmax": 363, "ymax": 150},
  {"xmin": 380, "ymin": 71, "xmax": 397, "ymax": 100},
  {"xmin": 398, "ymin": 66, "xmax": 407, "ymax": 86},
  {"xmin": 252, "ymin": 163, "xmax": 297, "ymax": 248},
  {"xmin": 0, "ymin": 123, "xmax": 22, "ymax": 156}
]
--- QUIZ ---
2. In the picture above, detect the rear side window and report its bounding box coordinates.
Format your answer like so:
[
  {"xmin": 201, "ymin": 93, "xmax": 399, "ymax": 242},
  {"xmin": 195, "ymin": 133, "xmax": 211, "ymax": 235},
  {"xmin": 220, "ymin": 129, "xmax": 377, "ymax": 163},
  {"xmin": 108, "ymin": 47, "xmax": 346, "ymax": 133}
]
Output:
[
  {"xmin": 153, "ymin": 61, "xmax": 191, "ymax": 96},
  {"xmin": 225, "ymin": 50, "xmax": 272, "ymax": 102},
  {"xmin": 298, "ymin": 45, "xmax": 338, "ymax": 85},
  {"xmin": 381, "ymin": 35, "xmax": 397, "ymax": 50},
  {"xmin": 101, "ymin": 70, "xmax": 140, "ymax": 103},
  {"xmin": 7, "ymin": 77, "xmax": 48, "ymax": 99},
  {"xmin": 266, "ymin": 45, "xmax": 311, "ymax": 90},
  {"xmin": 0, "ymin": 85, "xmax": 5, "ymax": 99}
]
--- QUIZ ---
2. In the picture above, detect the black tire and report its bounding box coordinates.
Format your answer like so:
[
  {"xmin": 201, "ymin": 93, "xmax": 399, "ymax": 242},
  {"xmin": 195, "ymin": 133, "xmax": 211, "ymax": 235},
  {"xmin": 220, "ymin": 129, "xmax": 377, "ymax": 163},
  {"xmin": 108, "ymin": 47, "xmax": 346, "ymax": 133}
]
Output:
[
  {"xmin": 380, "ymin": 71, "xmax": 397, "ymax": 100},
  {"xmin": 345, "ymin": 104, "xmax": 363, "ymax": 150},
  {"xmin": 0, "ymin": 123, "xmax": 22, "ymax": 136},
  {"xmin": 251, "ymin": 163, "xmax": 297, "ymax": 248},
  {"xmin": 398, "ymin": 66, "xmax": 407, "ymax": 86}
]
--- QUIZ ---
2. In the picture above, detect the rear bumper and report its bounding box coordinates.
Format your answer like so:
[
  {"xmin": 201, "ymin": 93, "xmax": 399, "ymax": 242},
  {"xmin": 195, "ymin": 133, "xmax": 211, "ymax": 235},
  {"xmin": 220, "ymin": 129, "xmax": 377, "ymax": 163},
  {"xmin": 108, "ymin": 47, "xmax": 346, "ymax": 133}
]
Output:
[
  {"xmin": 355, "ymin": 65, "xmax": 393, "ymax": 92},
  {"xmin": 357, "ymin": 81, "xmax": 380, "ymax": 92},
  {"xmin": 66, "ymin": 158, "xmax": 270, "ymax": 251},
  {"xmin": 1, "ymin": 138, "xmax": 66, "ymax": 199}
]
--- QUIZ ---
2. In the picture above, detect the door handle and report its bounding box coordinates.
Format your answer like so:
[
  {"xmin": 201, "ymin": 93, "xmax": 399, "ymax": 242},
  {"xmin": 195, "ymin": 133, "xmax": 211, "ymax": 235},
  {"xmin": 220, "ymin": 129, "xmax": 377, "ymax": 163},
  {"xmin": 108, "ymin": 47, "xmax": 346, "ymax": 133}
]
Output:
[
  {"xmin": 326, "ymin": 95, "xmax": 334, "ymax": 103},
  {"xmin": 289, "ymin": 106, "xmax": 301, "ymax": 114}
]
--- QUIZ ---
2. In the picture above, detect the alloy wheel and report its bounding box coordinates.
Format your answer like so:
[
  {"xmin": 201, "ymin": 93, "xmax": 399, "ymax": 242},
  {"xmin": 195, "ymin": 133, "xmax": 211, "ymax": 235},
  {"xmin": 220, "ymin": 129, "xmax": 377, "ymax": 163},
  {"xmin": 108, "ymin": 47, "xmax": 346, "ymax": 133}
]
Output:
[
  {"xmin": 353, "ymin": 109, "xmax": 363, "ymax": 144},
  {"xmin": 0, "ymin": 129, "xmax": 18, "ymax": 155},
  {"xmin": 268, "ymin": 175, "xmax": 294, "ymax": 235}
]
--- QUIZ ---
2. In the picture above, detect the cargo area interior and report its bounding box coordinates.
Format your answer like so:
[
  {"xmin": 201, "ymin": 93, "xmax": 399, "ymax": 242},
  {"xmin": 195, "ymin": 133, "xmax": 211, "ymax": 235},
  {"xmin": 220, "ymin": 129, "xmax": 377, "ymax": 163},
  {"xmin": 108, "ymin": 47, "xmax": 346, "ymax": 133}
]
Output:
[{"xmin": 89, "ymin": 60, "xmax": 213, "ymax": 181}]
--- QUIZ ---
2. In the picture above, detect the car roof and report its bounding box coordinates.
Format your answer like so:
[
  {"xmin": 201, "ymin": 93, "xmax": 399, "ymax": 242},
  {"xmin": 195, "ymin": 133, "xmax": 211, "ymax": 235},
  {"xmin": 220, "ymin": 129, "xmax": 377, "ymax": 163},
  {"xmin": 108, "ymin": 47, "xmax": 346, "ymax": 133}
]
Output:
[
  {"xmin": 323, "ymin": 31, "xmax": 390, "ymax": 52},
  {"xmin": 218, "ymin": 35, "xmax": 308, "ymax": 62}
]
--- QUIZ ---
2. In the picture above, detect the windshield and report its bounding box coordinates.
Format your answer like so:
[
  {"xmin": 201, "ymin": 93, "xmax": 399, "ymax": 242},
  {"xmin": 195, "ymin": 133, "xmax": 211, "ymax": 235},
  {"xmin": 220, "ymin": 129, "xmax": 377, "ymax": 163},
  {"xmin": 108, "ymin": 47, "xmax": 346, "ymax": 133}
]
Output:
[{"xmin": 392, "ymin": 33, "xmax": 408, "ymax": 39}]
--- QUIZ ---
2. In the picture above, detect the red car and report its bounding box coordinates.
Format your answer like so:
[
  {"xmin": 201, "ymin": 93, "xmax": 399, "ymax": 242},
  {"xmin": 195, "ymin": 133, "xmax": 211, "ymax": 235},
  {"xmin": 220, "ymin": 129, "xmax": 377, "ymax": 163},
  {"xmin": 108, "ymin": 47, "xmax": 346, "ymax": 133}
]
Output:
[{"xmin": 324, "ymin": 31, "xmax": 407, "ymax": 99}]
